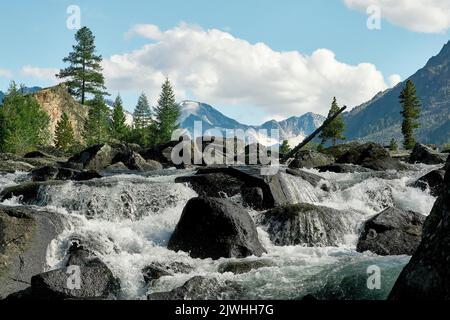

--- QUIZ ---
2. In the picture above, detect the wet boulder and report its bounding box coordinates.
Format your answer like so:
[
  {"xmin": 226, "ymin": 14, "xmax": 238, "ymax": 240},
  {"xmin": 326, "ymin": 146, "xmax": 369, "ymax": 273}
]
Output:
[
  {"xmin": 336, "ymin": 142, "xmax": 408, "ymax": 171},
  {"xmin": 0, "ymin": 159, "xmax": 35, "ymax": 173},
  {"xmin": 241, "ymin": 187, "xmax": 265, "ymax": 209},
  {"xmin": 112, "ymin": 150, "xmax": 163, "ymax": 172},
  {"xmin": 412, "ymin": 169, "xmax": 445, "ymax": 197},
  {"xmin": 288, "ymin": 150, "xmax": 334, "ymax": 169},
  {"xmin": 68, "ymin": 144, "xmax": 117, "ymax": 170},
  {"xmin": 218, "ymin": 259, "xmax": 275, "ymax": 274},
  {"xmin": 389, "ymin": 163, "xmax": 450, "ymax": 299},
  {"xmin": 30, "ymin": 166, "xmax": 101, "ymax": 182},
  {"xmin": 168, "ymin": 197, "xmax": 266, "ymax": 260},
  {"xmin": 408, "ymin": 143, "xmax": 446, "ymax": 165},
  {"xmin": 0, "ymin": 206, "xmax": 64, "ymax": 299},
  {"xmin": 147, "ymin": 276, "xmax": 242, "ymax": 300},
  {"xmin": 257, "ymin": 203, "xmax": 356, "ymax": 247},
  {"xmin": 175, "ymin": 172, "xmax": 244, "ymax": 198},
  {"xmin": 141, "ymin": 141, "xmax": 180, "ymax": 167},
  {"xmin": 357, "ymin": 207, "xmax": 426, "ymax": 256},
  {"xmin": 285, "ymin": 168, "xmax": 330, "ymax": 190},
  {"xmin": 321, "ymin": 142, "xmax": 362, "ymax": 159},
  {"xmin": 142, "ymin": 262, "xmax": 193, "ymax": 284}
]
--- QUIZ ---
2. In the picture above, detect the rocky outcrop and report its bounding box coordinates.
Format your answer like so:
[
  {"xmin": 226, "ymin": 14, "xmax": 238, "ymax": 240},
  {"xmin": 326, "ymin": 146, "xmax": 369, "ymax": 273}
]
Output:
[
  {"xmin": 168, "ymin": 197, "xmax": 266, "ymax": 260},
  {"xmin": 68, "ymin": 143, "xmax": 162, "ymax": 172},
  {"xmin": 288, "ymin": 150, "xmax": 334, "ymax": 169},
  {"xmin": 408, "ymin": 143, "xmax": 446, "ymax": 165},
  {"xmin": 31, "ymin": 84, "xmax": 88, "ymax": 144},
  {"xmin": 257, "ymin": 203, "xmax": 356, "ymax": 247},
  {"xmin": 147, "ymin": 276, "xmax": 242, "ymax": 300},
  {"xmin": 357, "ymin": 207, "xmax": 426, "ymax": 256},
  {"xmin": 321, "ymin": 142, "xmax": 362, "ymax": 159},
  {"xmin": 0, "ymin": 206, "xmax": 64, "ymax": 299},
  {"xmin": 335, "ymin": 142, "xmax": 408, "ymax": 171},
  {"xmin": 218, "ymin": 259, "xmax": 275, "ymax": 274},
  {"xmin": 412, "ymin": 169, "xmax": 445, "ymax": 197},
  {"xmin": 389, "ymin": 159, "xmax": 450, "ymax": 299}
]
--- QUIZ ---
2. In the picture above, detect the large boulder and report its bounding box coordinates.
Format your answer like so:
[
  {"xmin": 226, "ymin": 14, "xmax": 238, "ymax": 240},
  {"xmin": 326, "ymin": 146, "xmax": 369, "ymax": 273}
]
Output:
[
  {"xmin": 142, "ymin": 262, "xmax": 193, "ymax": 285},
  {"xmin": 218, "ymin": 259, "xmax": 275, "ymax": 274},
  {"xmin": 257, "ymin": 203, "xmax": 356, "ymax": 247},
  {"xmin": 408, "ymin": 143, "xmax": 446, "ymax": 165},
  {"xmin": 175, "ymin": 172, "xmax": 244, "ymax": 198},
  {"xmin": 30, "ymin": 166, "xmax": 101, "ymax": 182},
  {"xmin": 288, "ymin": 150, "xmax": 334, "ymax": 169},
  {"xmin": 357, "ymin": 207, "xmax": 426, "ymax": 256},
  {"xmin": 112, "ymin": 150, "xmax": 162, "ymax": 172},
  {"xmin": 389, "ymin": 160, "xmax": 450, "ymax": 299},
  {"xmin": 141, "ymin": 141, "xmax": 180, "ymax": 167},
  {"xmin": 147, "ymin": 276, "xmax": 242, "ymax": 300},
  {"xmin": 336, "ymin": 142, "xmax": 408, "ymax": 171},
  {"xmin": 0, "ymin": 206, "xmax": 64, "ymax": 299},
  {"xmin": 28, "ymin": 246, "xmax": 120, "ymax": 300},
  {"xmin": 68, "ymin": 144, "xmax": 117, "ymax": 170},
  {"xmin": 412, "ymin": 169, "xmax": 445, "ymax": 197},
  {"xmin": 168, "ymin": 197, "xmax": 266, "ymax": 260},
  {"xmin": 321, "ymin": 142, "xmax": 362, "ymax": 159}
]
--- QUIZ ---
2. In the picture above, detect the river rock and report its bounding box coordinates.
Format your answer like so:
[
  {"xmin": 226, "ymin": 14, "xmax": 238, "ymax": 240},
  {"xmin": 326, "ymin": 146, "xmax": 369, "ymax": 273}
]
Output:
[
  {"xmin": 336, "ymin": 142, "xmax": 408, "ymax": 171},
  {"xmin": 257, "ymin": 203, "xmax": 356, "ymax": 247},
  {"xmin": 0, "ymin": 160, "xmax": 35, "ymax": 173},
  {"xmin": 175, "ymin": 172, "xmax": 244, "ymax": 198},
  {"xmin": 168, "ymin": 197, "xmax": 266, "ymax": 259},
  {"xmin": 321, "ymin": 142, "xmax": 362, "ymax": 159},
  {"xmin": 147, "ymin": 276, "xmax": 242, "ymax": 300},
  {"xmin": 285, "ymin": 168, "xmax": 329, "ymax": 189},
  {"xmin": 408, "ymin": 143, "xmax": 446, "ymax": 165},
  {"xmin": 68, "ymin": 144, "xmax": 117, "ymax": 170},
  {"xmin": 317, "ymin": 163, "xmax": 373, "ymax": 173},
  {"xmin": 357, "ymin": 207, "xmax": 426, "ymax": 256},
  {"xmin": 142, "ymin": 262, "xmax": 194, "ymax": 285},
  {"xmin": 389, "ymin": 162, "xmax": 450, "ymax": 299},
  {"xmin": 241, "ymin": 187, "xmax": 265, "ymax": 209},
  {"xmin": 412, "ymin": 169, "xmax": 445, "ymax": 197},
  {"xmin": 0, "ymin": 181, "xmax": 65, "ymax": 204},
  {"xmin": 218, "ymin": 259, "xmax": 275, "ymax": 274},
  {"xmin": 288, "ymin": 150, "xmax": 334, "ymax": 169},
  {"xmin": 0, "ymin": 206, "xmax": 64, "ymax": 299},
  {"xmin": 30, "ymin": 166, "xmax": 102, "ymax": 182}
]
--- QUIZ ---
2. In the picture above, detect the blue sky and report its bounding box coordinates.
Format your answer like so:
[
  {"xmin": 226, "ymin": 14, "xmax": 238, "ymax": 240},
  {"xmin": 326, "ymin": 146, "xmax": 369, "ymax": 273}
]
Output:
[{"xmin": 0, "ymin": 0, "xmax": 449, "ymax": 125}]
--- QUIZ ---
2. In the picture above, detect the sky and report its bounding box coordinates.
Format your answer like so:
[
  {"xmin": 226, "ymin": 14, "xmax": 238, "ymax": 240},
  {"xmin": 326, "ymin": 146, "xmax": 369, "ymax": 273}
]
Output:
[{"xmin": 0, "ymin": 0, "xmax": 449, "ymax": 125}]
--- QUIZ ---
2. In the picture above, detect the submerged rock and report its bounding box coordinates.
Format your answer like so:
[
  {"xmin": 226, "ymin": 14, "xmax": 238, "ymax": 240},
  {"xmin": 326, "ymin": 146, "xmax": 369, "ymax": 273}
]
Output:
[
  {"xmin": 142, "ymin": 262, "xmax": 193, "ymax": 285},
  {"xmin": 257, "ymin": 203, "xmax": 356, "ymax": 247},
  {"xmin": 288, "ymin": 150, "xmax": 334, "ymax": 169},
  {"xmin": 389, "ymin": 158, "xmax": 450, "ymax": 299},
  {"xmin": 168, "ymin": 197, "xmax": 266, "ymax": 260},
  {"xmin": 147, "ymin": 276, "xmax": 242, "ymax": 300},
  {"xmin": 218, "ymin": 259, "xmax": 275, "ymax": 274},
  {"xmin": 412, "ymin": 169, "xmax": 445, "ymax": 197},
  {"xmin": 357, "ymin": 207, "xmax": 426, "ymax": 256},
  {"xmin": 0, "ymin": 206, "xmax": 64, "ymax": 299},
  {"xmin": 408, "ymin": 143, "xmax": 446, "ymax": 165}
]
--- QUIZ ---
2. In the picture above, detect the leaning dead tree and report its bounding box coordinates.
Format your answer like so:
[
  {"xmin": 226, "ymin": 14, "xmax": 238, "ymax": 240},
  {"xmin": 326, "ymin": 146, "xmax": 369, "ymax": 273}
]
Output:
[{"xmin": 282, "ymin": 106, "xmax": 347, "ymax": 162}]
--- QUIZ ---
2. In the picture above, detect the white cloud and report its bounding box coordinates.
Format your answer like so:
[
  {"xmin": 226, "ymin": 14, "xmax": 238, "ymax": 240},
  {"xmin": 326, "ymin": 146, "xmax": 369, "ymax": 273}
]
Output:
[
  {"xmin": 104, "ymin": 23, "xmax": 390, "ymax": 118},
  {"xmin": 0, "ymin": 68, "xmax": 12, "ymax": 78},
  {"xmin": 21, "ymin": 66, "xmax": 59, "ymax": 82},
  {"xmin": 344, "ymin": 0, "xmax": 450, "ymax": 33},
  {"xmin": 125, "ymin": 24, "xmax": 163, "ymax": 40},
  {"xmin": 388, "ymin": 74, "xmax": 402, "ymax": 87}
]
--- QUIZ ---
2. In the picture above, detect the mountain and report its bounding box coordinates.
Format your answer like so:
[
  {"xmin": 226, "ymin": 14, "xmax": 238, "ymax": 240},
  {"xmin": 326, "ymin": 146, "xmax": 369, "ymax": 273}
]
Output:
[
  {"xmin": 178, "ymin": 100, "xmax": 325, "ymax": 146},
  {"xmin": 344, "ymin": 40, "xmax": 450, "ymax": 145}
]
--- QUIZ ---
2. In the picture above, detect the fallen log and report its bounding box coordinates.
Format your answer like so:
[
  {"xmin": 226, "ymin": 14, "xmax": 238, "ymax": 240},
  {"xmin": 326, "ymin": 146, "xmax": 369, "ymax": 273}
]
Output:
[{"xmin": 282, "ymin": 106, "xmax": 347, "ymax": 162}]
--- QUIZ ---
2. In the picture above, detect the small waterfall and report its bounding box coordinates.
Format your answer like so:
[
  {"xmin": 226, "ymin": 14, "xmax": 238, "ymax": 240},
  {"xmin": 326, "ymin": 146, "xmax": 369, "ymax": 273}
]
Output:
[{"xmin": 270, "ymin": 172, "xmax": 322, "ymax": 205}]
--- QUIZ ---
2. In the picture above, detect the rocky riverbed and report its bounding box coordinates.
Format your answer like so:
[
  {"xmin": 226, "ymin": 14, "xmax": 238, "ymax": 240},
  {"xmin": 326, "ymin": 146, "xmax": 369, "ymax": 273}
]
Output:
[{"xmin": 0, "ymin": 141, "xmax": 448, "ymax": 300}]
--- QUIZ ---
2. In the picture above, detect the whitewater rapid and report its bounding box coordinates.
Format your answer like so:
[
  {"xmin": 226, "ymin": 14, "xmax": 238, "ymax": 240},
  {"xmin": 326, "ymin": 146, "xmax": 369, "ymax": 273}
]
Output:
[{"xmin": 0, "ymin": 164, "xmax": 439, "ymax": 300}]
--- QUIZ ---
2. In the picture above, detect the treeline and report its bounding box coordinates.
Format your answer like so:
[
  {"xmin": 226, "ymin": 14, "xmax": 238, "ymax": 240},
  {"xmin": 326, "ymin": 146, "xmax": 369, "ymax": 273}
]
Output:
[{"xmin": 0, "ymin": 26, "xmax": 180, "ymax": 155}]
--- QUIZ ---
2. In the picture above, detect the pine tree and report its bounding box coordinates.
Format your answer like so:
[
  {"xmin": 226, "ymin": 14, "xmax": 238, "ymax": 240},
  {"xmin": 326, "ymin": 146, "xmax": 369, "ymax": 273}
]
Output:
[
  {"xmin": 0, "ymin": 82, "xmax": 50, "ymax": 154},
  {"xmin": 57, "ymin": 27, "xmax": 107, "ymax": 105},
  {"xmin": 84, "ymin": 94, "xmax": 111, "ymax": 146},
  {"xmin": 55, "ymin": 112, "xmax": 75, "ymax": 152},
  {"xmin": 400, "ymin": 80, "xmax": 421, "ymax": 150},
  {"xmin": 133, "ymin": 93, "xmax": 152, "ymax": 130},
  {"xmin": 320, "ymin": 97, "xmax": 346, "ymax": 146},
  {"xmin": 389, "ymin": 138, "xmax": 398, "ymax": 152},
  {"xmin": 111, "ymin": 94, "xmax": 128, "ymax": 141},
  {"xmin": 279, "ymin": 140, "xmax": 291, "ymax": 155},
  {"xmin": 154, "ymin": 79, "xmax": 180, "ymax": 144}
]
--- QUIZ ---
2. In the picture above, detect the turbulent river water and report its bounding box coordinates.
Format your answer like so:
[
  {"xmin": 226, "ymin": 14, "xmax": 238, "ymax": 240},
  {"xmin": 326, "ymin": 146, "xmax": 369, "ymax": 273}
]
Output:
[{"xmin": 0, "ymin": 164, "xmax": 439, "ymax": 300}]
